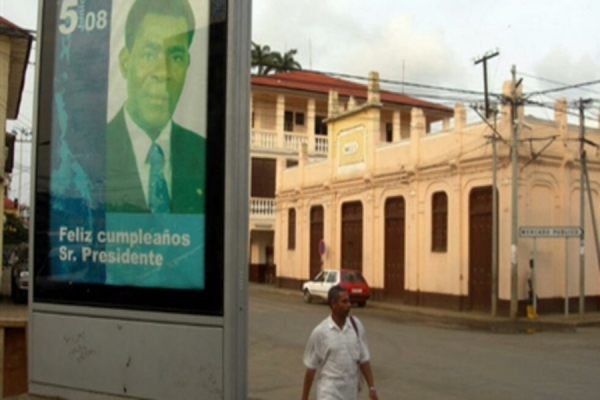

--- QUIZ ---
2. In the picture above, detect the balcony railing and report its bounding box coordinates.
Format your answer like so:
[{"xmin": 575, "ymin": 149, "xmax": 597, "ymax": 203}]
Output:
[
  {"xmin": 250, "ymin": 197, "xmax": 275, "ymax": 218},
  {"xmin": 315, "ymin": 136, "xmax": 328, "ymax": 154},
  {"xmin": 251, "ymin": 129, "xmax": 328, "ymax": 155},
  {"xmin": 251, "ymin": 130, "xmax": 278, "ymax": 149},
  {"xmin": 284, "ymin": 132, "xmax": 308, "ymax": 151}
]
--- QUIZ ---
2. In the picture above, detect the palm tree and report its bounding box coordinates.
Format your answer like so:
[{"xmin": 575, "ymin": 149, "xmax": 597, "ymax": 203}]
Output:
[
  {"xmin": 251, "ymin": 43, "xmax": 302, "ymax": 75},
  {"xmin": 251, "ymin": 42, "xmax": 274, "ymax": 75},
  {"xmin": 269, "ymin": 49, "xmax": 302, "ymax": 73}
]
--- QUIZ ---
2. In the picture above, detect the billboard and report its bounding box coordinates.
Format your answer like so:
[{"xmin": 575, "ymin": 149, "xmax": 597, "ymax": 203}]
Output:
[{"xmin": 34, "ymin": 0, "xmax": 227, "ymax": 315}]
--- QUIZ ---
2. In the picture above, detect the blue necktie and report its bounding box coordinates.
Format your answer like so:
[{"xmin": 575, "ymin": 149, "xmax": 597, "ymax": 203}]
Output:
[{"xmin": 148, "ymin": 143, "xmax": 170, "ymax": 213}]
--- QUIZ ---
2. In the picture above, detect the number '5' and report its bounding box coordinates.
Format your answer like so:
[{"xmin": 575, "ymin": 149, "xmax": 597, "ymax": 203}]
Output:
[{"xmin": 59, "ymin": 0, "xmax": 78, "ymax": 35}]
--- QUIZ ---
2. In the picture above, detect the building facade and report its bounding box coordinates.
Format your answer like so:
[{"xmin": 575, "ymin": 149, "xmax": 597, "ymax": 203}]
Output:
[
  {"xmin": 248, "ymin": 70, "xmax": 451, "ymax": 283},
  {"xmin": 0, "ymin": 17, "xmax": 33, "ymax": 285},
  {"xmin": 274, "ymin": 75, "xmax": 600, "ymax": 316}
]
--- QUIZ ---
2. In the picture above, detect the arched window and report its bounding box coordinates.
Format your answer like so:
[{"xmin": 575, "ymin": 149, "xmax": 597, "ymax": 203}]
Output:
[
  {"xmin": 288, "ymin": 208, "xmax": 296, "ymax": 249},
  {"xmin": 432, "ymin": 191, "xmax": 448, "ymax": 252}
]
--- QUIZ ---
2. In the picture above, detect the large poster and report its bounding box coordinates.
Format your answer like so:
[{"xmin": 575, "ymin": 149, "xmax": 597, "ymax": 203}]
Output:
[{"xmin": 47, "ymin": 0, "xmax": 209, "ymax": 290}]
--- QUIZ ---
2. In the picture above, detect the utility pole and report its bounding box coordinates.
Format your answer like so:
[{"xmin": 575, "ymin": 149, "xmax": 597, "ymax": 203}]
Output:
[
  {"xmin": 510, "ymin": 65, "xmax": 521, "ymax": 319},
  {"xmin": 480, "ymin": 109, "xmax": 500, "ymax": 318},
  {"xmin": 472, "ymin": 101, "xmax": 504, "ymax": 318},
  {"xmin": 578, "ymin": 98, "xmax": 592, "ymax": 315},
  {"xmin": 474, "ymin": 49, "xmax": 500, "ymax": 317},
  {"xmin": 491, "ymin": 108, "xmax": 499, "ymax": 318},
  {"xmin": 474, "ymin": 49, "xmax": 499, "ymax": 118}
]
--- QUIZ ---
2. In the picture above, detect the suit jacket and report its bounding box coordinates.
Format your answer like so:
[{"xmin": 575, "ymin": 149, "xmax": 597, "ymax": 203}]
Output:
[{"xmin": 105, "ymin": 109, "xmax": 205, "ymax": 214}]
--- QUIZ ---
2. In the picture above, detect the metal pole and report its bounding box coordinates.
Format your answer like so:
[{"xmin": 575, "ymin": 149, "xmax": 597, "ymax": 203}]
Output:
[
  {"xmin": 18, "ymin": 133, "xmax": 24, "ymax": 202},
  {"xmin": 510, "ymin": 65, "xmax": 519, "ymax": 319},
  {"xmin": 491, "ymin": 135, "xmax": 498, "ymax": 317},
  {"xmin": 483, "ymin": 60, "xmax": 490, "ymax": 118},
  {"xmin": 565, "ymin": 238, "xmax": 569, "ymax": 317},
  {"xmin": 533, "ymin": 238, "xmax": 537, "ymax": 315},
  {"xmin": 579, "ymin": 99, "xmax": 586, "ymax": 315}
]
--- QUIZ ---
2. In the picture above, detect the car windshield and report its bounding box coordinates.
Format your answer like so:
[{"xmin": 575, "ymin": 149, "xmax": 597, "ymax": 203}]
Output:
[{"xmin": 342, "ymin": 271, "xmax": 366, "ymax": 283}]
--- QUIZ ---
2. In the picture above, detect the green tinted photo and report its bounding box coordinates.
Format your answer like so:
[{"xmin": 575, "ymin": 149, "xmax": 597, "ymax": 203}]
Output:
[{"xmin": 106, "ymin": 0, "xmax": 208, "ymax": 214}]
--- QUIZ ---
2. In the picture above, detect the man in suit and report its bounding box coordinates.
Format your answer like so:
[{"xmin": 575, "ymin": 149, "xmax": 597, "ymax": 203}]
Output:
[{"xmin": 106, "ymin": 0, "xmax": 205, "ymax": 214}]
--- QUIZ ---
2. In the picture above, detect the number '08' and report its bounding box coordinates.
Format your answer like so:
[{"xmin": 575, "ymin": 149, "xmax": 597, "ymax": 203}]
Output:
[{"xmin": 59, "ymin": 0, "xmax": 108, "ymax": 35}]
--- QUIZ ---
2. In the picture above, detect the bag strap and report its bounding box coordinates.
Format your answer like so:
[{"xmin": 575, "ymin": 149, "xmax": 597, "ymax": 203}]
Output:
[
  {"xmin": 349, "ymin": 315, "xmax": 364, "ymax": 390},
  {"xmin": 349, "ymin": 316, "xmax": 359, "ymax": 337}
]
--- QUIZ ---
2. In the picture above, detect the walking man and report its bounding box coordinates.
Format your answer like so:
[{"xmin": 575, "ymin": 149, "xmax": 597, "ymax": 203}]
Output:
[{"xmin": 302, "ymin": 285, "xmax": 378, "ymax": 400}]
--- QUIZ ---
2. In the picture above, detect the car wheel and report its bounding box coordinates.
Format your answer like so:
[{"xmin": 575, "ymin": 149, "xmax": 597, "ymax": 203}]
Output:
[
  {"xmin": 303, "ymin": 289, "xmax": 312, "ymax": 304},
  {"xmin": 357, "ymin": 301, "xmax": 366, "ymax": 308}
]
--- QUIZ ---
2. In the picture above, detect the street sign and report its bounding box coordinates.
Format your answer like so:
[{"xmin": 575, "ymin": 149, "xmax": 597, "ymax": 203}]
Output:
[
  {"xmin": 519, "ymin": 226, "xmax": 583, "ymax": 238},
  {"xmin": 318, "ymin": 239, "xmax": 326, "ymax": 255}
]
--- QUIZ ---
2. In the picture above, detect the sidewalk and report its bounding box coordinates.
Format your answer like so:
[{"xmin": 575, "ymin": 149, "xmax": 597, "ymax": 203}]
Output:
[{"xmin": 250, "ymin": 283, "xmax": 600, "ymax": 333}]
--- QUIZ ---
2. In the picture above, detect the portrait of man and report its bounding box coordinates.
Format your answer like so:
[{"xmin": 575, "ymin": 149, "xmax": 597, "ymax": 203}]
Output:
[{"xmin": 105, "ymin": 0, "xmax": 206, "ymax": 214}]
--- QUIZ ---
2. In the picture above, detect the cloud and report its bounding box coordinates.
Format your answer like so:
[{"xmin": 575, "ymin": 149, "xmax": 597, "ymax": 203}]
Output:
[
  {"xmin": 252, "ymin": 1, "xmax": 467, "ymax": 87},
  {"xmin": 532, "ymin": 46, "xmax": 600, "ymax": 95},
  {"xmin": 338, "ymin": 16, "xmax": 466, "ymax": 86},
  {"xmin": 252, "ymin": 1, "xmax": 366, "ymax": 67}
]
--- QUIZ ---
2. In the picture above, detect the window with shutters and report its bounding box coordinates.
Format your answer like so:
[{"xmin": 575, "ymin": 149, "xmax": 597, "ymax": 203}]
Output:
[
  {"xmin": 288, "ymin": 208, "xmax": 296, "ymax": 249},
  {"xmin": 432, "ymin": 191, "xmax": 448, "ymax": 252},
  {"xmin": 385, "ymin": 122, "xmax": 393, "ymax": 142},
  {"xmin": 284, "ymin": 110, "xmax": 294, "ymax": 131},
  {"xmin": 251, "ymin": 158, "xmax": 276, "ymax": 198},
  {"xmin": 315, "ymin": 115, "xmax": 328, "ymax": 135}
]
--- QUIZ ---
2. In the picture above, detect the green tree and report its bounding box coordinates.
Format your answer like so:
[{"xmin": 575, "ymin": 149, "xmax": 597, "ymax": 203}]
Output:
[
  {"xmin": 251, "ymin": 42, "xmax": 274, "ymax": 75},
  {"xmin": 4, "ymin": 212, "xmax": 28, "ymax": 245},
  {"xmin": 251, "ymin": 43, "xmax": 302, "ymax": 75},
  {"xmin": 269, "ymin": 48, "xmax": 302, "ymax": 73}
]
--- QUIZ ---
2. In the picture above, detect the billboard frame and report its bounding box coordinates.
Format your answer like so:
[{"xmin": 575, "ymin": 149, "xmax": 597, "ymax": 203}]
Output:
[{"xmin": 29, "ymin": 0, "xmax": 250, "ymax": 398}]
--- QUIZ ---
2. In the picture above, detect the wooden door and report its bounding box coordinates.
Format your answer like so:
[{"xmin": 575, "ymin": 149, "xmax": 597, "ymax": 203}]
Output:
[
  {"xmin": 469, "ymin": 186, "xmax": 496, "ymax": 312},
  {"xmin": 384, "ymin": 196, "xmax": 405, "ymax": 301},
  {"xmin": 251, "ymin": 158, "xmax": 276, "ymax": 198},
  {"xmin": 309, "ymin": 206, "xmax": 324, "ymax": 279},
  {"xmin": 341, "ymin": 202, "xmax": 363, "ymax": 272}
]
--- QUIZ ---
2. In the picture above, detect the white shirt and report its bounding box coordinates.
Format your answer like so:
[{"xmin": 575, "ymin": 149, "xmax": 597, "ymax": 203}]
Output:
[
  {"xmin": 124, "ymin": 109, "xmax": 173, "ymax": 205},
  {"xmin": 303, "ymin": 315, "xmax": 370, "ymax": 400}
]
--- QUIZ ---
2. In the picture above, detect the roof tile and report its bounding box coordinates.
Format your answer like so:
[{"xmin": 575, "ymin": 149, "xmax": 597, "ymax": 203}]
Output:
[{"xmin": 251, "ymin": 70, "xmax": 452, "ymax": 113}]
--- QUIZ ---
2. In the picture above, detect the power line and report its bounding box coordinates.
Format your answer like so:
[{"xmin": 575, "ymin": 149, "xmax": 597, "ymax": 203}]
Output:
[
  {"xmin": 309, "ymin": 69, "xmax": 492, "ymax": 97},
  {"xmin": 527, "ymin": 79, "xmax": 600, "ymax": 97}
]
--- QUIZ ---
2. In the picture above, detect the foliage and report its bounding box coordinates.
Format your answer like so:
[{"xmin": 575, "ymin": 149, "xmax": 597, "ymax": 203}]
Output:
[
  {"xmin": 269, "ymin": 49, "xmax": 302, "ymax": 73},
  {"xmin": 251, "ymin": 42, "xmax": 302, "ymax": 75},
  {"xmin": 251, "ymin": 42, "xmax": 273, "ymax": 75},
  {"xmin": 4, "ymin": 212, "xmax": 28, "ymax": 245}
]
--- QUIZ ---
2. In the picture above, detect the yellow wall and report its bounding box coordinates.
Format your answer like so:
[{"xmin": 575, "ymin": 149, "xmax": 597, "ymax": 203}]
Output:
[{"xmin": 275, "ymin": 88, "xmax": 600, "ymax": 304}]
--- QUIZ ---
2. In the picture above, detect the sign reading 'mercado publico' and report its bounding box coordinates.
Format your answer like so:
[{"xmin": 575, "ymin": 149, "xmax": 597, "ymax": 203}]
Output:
[
  {"xmin": 519, "ymin": 226, "xmax": 583, "ymax": 238},
  {"xmin": 30, "ymin": 0, "xmax": 250, "ymax": 399}
]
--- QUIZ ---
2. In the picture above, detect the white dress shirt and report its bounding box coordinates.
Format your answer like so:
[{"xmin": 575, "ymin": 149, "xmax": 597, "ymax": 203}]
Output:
[
  {"xmin": 303, "ymin": 315, "xmax": 370, "ymax": 400},
  {"xmin": 123, "ymin": 109, "xmax": 173, "ymax": 205}
]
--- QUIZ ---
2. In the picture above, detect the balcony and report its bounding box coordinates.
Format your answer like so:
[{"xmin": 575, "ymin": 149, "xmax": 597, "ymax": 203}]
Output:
[
  {"xmin": 251, "ymin": 129, "xmax": 328, "ymax": 155},
  {"xmin": 250, "ymin": 197, "xmax": 276, "ymax": 219}
]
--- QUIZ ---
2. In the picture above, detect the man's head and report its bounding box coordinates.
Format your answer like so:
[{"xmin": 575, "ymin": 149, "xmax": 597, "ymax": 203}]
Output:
[
  {"xmin": 328, "ymin": 285, "xmax": 351, "ymax": 320},
  {"xmin": 119, "ymin": 0, "xmax": 196, "ymax": 138}
]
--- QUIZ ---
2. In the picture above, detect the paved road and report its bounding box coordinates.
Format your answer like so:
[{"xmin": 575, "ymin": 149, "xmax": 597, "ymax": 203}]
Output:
[
  {"xmin": 249, "ymin": 286, "xmax": 600, "ymax": 400},
  {"xmin": 4, "ymin": 289, "xmax": 599, "ymax": 399}
]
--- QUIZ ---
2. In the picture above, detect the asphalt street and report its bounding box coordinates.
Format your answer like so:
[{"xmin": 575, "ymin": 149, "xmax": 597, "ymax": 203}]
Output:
[
  {"xmin": 4, "ymin": 288, "xmax": 600, "ymax": 399},
  {"xmin": 248, "ymin": 285, "xmax": 600, "ymax": 400}
]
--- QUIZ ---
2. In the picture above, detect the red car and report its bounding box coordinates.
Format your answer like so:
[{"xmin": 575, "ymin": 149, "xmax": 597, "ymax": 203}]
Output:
[{"xmin": 302, "ymin": 269, "xmax": 371, "ymax": 307}]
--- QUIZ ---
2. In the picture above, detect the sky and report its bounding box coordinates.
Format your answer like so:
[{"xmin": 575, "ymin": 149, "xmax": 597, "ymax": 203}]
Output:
[{"xmin": 2, "ymin": 0, "xmax": 600, "ymax": 204}]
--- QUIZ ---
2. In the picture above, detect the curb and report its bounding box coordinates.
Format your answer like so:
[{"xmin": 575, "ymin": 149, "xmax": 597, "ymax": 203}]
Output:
[{"xmin": 249, "ymin": 283, "xmax": 600, "ymax": 333}]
